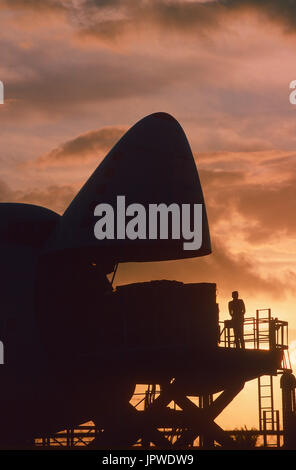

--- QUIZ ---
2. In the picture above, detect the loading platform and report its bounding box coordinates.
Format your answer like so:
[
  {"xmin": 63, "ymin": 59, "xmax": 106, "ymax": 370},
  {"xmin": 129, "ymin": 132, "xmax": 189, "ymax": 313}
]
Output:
[{"xmin": 34, "ymin": 308, "xmax": 292, "ymax": 449}]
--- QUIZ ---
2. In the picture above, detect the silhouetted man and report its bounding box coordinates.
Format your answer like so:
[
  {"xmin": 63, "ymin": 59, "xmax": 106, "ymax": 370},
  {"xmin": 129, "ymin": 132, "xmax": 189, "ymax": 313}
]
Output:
[{"xmin": 228, "ymin": 291, "xmax": 245, "ymax": 349}]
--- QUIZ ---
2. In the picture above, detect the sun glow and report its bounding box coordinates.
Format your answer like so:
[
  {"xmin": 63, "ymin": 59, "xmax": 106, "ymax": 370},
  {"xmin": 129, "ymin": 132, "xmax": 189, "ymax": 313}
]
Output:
[{"xmin": 289, "ymin": 340, "xmax": 296, "ymax": 368}]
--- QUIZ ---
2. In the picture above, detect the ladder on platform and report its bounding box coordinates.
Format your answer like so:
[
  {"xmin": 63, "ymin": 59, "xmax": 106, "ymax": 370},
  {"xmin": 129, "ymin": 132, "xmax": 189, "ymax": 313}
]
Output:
[
  {"xmin": 258, "ymin": 375, "xmax": 280, "ymax": 447},
  {"xmin": 255, "ymin": 308, "xmax": 290, "ymax": 447}
]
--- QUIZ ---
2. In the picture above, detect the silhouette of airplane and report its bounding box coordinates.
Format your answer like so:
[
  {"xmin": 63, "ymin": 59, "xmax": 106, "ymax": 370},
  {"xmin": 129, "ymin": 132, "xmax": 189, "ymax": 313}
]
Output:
[{"xmin": 0, "ymin": 113, "xmax": 281, "ymax": 448}]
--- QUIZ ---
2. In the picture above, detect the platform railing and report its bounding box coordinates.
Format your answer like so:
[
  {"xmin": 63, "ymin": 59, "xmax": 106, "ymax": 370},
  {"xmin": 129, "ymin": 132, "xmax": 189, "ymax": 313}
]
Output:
[
  {"xmin": 219, "ymin": 309, "xmax": 292, "ymax": 447},
  {"xmin": 219, "ymin": 311, "xmax": 289, "ymax": 356}
]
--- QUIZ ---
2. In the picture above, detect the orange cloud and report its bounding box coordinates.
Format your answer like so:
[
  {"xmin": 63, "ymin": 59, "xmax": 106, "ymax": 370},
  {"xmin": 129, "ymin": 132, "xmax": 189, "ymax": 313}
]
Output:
[
  {"xmin": 116, "ymin": 240, "xmax": 296, "ymax": 300},
  {"xmin": 0, "ymin": 179, "xmax": 76, "ymax": 214},
  {"xmin": 32, "ymin": 127, "xmax": 126, "ymax": 167}
]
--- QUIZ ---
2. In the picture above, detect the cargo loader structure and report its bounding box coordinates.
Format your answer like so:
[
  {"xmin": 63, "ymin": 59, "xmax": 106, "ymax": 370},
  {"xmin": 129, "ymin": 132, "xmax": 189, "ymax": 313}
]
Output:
[
  {"xmin": 89, "ymin": 282, "xmax": 288, "ymax": 449},
  {"xmin": 36, "ymin": 281, "xmax": 291, "ymax": 449}
]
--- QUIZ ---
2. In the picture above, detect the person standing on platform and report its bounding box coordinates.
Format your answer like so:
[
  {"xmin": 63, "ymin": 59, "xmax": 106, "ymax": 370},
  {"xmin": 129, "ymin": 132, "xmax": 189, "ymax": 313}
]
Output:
[{"xmin": 228, "ymin": 291, "xmax": 246, "ymax": 349}]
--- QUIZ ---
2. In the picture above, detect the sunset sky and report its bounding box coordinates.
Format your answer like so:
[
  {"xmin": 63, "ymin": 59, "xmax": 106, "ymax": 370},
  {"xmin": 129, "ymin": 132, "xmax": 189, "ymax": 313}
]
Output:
[{"xmin": 1, "ymin": 0, "xmax": 296, "ymax": 431}]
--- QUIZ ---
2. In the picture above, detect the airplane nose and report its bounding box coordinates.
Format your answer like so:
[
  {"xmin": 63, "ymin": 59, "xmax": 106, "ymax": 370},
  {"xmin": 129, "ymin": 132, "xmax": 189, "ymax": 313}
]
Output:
[{"xmin": 43, "ymin": 112, "xmax": 211, "ymax": 265}]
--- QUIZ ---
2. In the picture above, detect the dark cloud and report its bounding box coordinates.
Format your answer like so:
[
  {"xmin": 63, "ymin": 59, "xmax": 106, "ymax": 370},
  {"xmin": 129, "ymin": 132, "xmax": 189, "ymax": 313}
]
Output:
[
  {"xmin": 0, "ymin": 0, "xmax": 66, "ymax": 12},
  {"xmin": 3, "ymin": 50, "xmax": 200, "ymax": 116},
  {"xmin": 226, "ymin": 0, "xmax": 296, "ymax": 30},
  {"xmin": 77, "ymin": 1, "xmax": 219, "ymax": 41},
  {"xmin": 74, "ymin": 0, "xmax": 296, "ymax": 43},
  {"xmin": 34, "ymin": 127, "xmax": 126, "ymax": 167},
  {"xmin": 3, "ymin": 0, "xmax": 296, "ymax": 43},
  {"xmin": 73, "ymin": 0, "xmax": 223, "ymax": 44}
]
